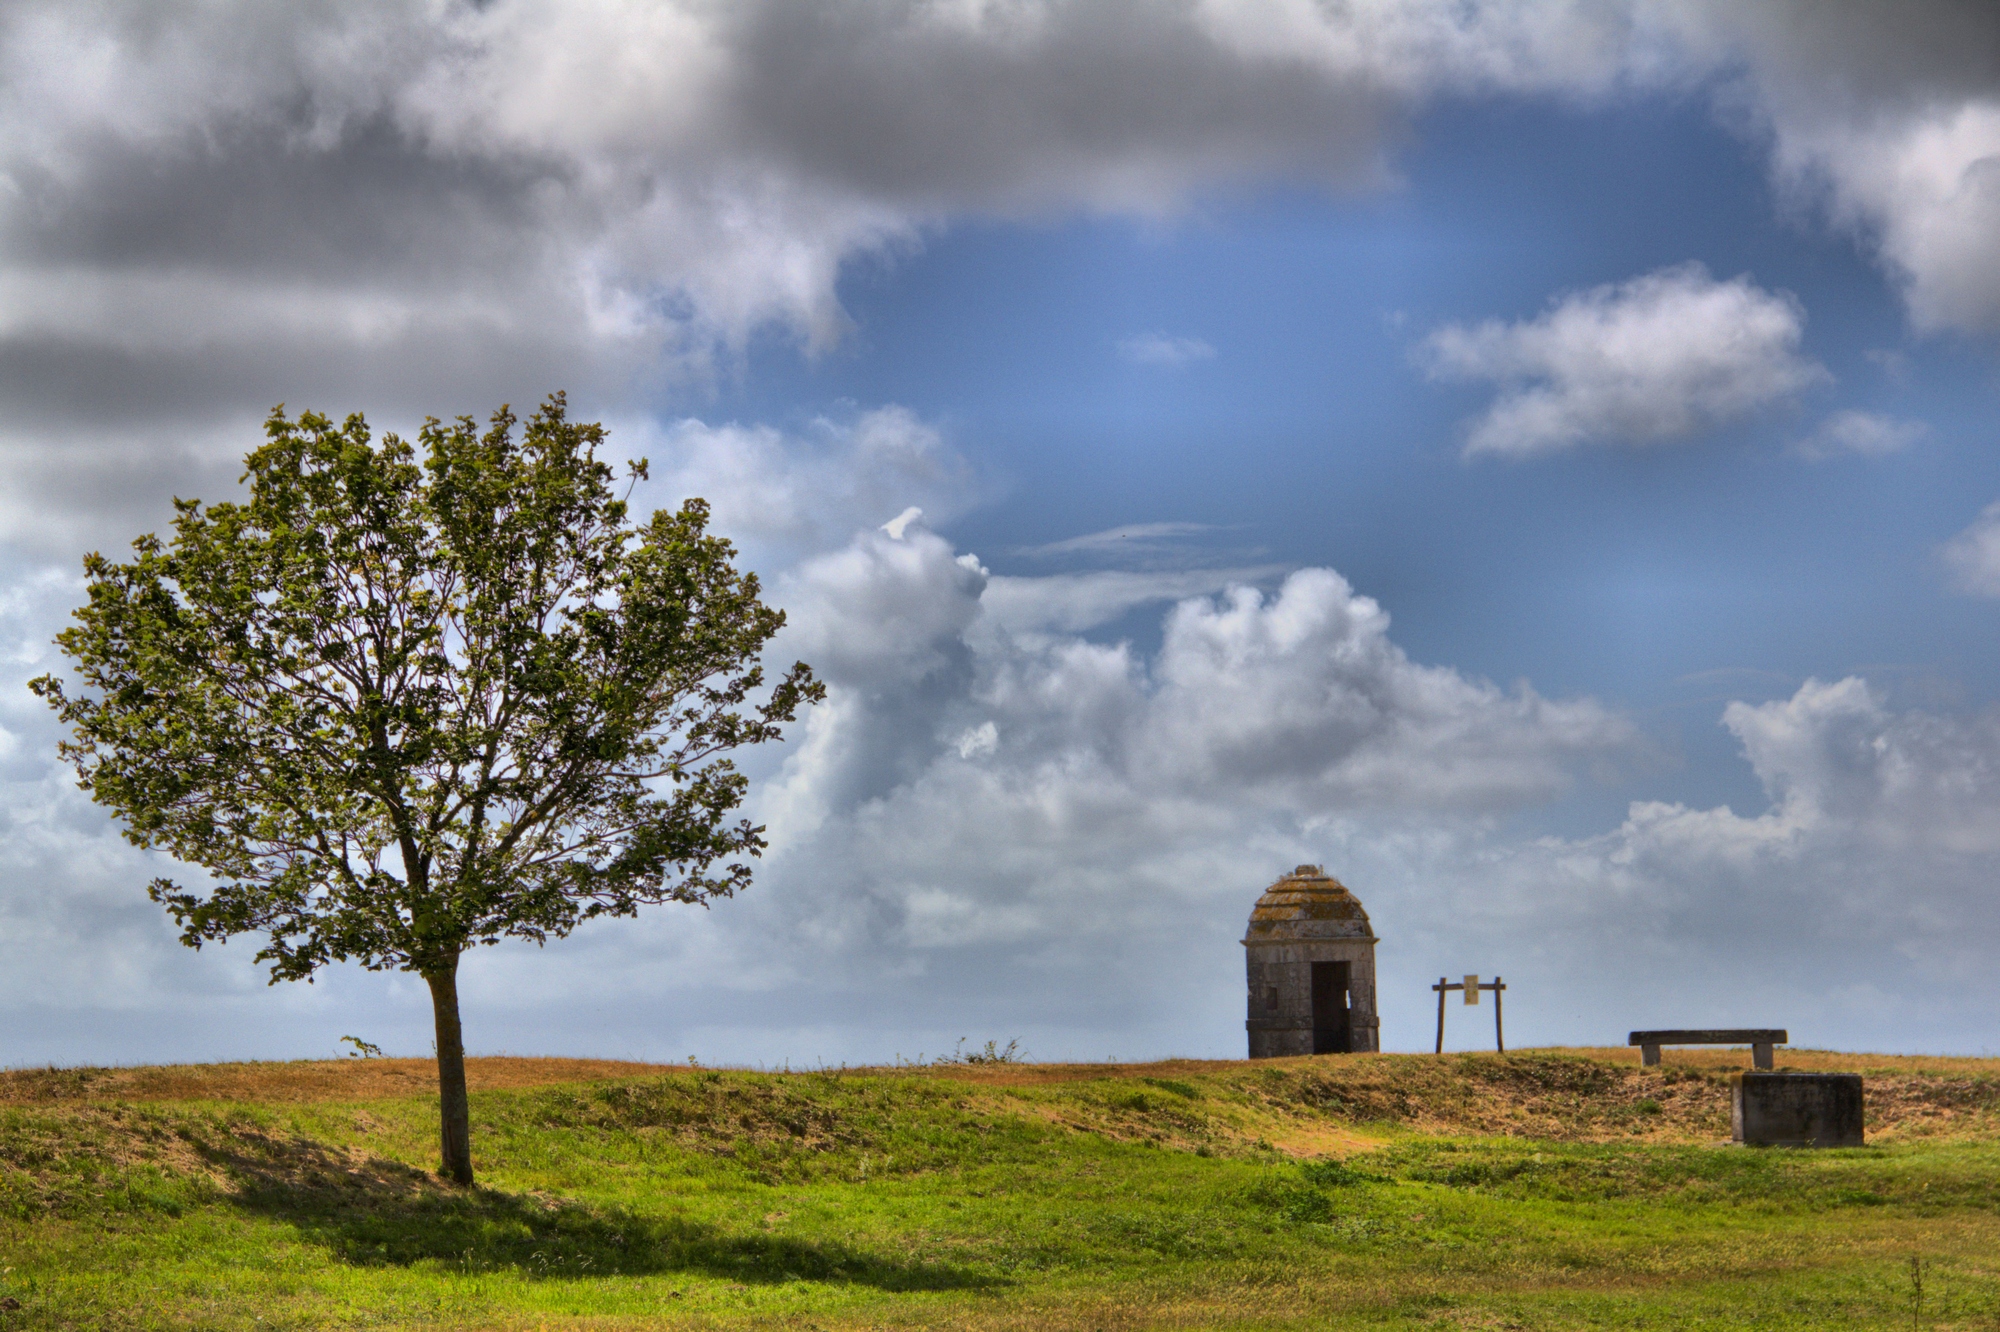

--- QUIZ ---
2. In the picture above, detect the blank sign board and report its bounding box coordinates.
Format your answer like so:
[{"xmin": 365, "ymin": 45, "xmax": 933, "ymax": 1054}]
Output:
[{"xmin": 1464, "ymin": 974, "xmax": 1479, "ymax": 1005}]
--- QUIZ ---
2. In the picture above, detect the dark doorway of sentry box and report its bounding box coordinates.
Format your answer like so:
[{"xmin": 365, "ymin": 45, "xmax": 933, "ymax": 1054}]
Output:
[{"xmin": 1311, "ymin": 960, "xmax": 1353, "ymax": 1054}]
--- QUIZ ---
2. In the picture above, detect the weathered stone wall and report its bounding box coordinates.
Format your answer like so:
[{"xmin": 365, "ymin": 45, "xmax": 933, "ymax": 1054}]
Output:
[{"xmin": 1244, "ymin": 938, "xmax": 1380, "ymax": 1056}]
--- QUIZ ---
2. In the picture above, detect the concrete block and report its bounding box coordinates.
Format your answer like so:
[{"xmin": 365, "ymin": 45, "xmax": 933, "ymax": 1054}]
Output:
[{"xmin": 1731, "ymin": 1072, "xmax": 1864, "ymax": 1148}]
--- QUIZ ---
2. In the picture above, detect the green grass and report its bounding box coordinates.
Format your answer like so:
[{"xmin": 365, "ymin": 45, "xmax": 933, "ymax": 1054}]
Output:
[{"xmin": 2, "ymin": 1054, "xmax": 1998, "ymax": 1328}]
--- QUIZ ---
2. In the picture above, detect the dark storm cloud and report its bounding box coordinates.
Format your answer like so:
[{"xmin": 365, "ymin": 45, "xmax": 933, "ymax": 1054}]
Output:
[
  {"xmin": 1698, "ymin": 0, "xmax": 2000, "ymax": 106},
  {"xmin": 0, "ymin": 317, "xmax": 602, "ymax": 431},
  {"xmin": 715, "ymin": 0, "xmax": 1401, "ymax": 207},
  {"xmin": 0, "ymin": 0, "xmax": 1996, "ymax": 549},
  {"xmin": 2, "ymin": 116, "xmax": 559, "ymax": 279}
]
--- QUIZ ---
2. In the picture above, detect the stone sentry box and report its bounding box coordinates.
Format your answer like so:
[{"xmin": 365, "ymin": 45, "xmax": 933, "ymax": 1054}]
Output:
[
  {"xmin": 1732, "ymin": 1072, "xmax": 1865, "ymax": 1147},
  {"xmin": 1244, "ymin": 865, "xmax": 1379, "ymax": 1057}
]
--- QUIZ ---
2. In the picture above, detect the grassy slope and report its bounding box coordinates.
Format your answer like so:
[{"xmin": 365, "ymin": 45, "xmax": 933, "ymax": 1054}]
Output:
[{"xmin": 1, "ymin": 1049, "xmax": 1997, "ymax": 1329}]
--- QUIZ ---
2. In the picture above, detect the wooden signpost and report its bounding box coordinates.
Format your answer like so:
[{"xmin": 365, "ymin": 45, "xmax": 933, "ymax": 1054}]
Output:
[{"xmin": 1433, "ymin": 974, "xmax": 1506, "ymax": 1053}]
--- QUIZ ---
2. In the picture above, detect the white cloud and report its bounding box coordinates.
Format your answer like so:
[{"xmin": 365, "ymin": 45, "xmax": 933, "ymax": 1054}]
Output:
[
  {"xmin": 1792, "ymin": 409, "xmax": 1927, "ymax": 460},
  {"xmin": 0, "ymin": 561, "xmax": 316, "ymax": 1054},
  {"xmin": 1016, "ymin": 522, "xmax": 1220, "ymax": 560},
  {"xmin": 1718, "ymin": 677, "xmax": 2000, "ymax": 853},
  {"xmin": 1189, "ymin": 0, "xmax": 1653, "ymax": 101},
  {"xmin": 1117, "ymin": 332, "xmax": 1216, "ymax": 366},
  {"xmin": 1135, "ymin": 571, "xmax": 1636, "ymax": 807},
  {"xmin": 880, "ymin": 506, "xmax": 925, "ymax": 541},
  {"xmin": 17, "ymin": 505, "xmax": 2000, "ymax": 1060},
  {"xmin": 1432, "ymin": 678, "xmax": 2000, "ymax": 1033},
  {"xmin": 720, "ymin": 542, "xmax": 2000, "ymax": 1057},
  {"xmin": 1942, "ymin": 500, "xmax": 2000, "ymax": 596},
  {"xmin": 1787, "ymin": 106, "xmax": 2000, "ymax": 335},
  {"xmin": 973, "ymin": 671, "xmax": 2000, "ymax": 1056},
  {"xmin": 982, "ymin": 567, "xmax": 1287, "ymax": 637},
  {"xmin": 1423, "ymin": 263, "xmax": 1828, "ymax": 458},
  {"xmin": 1205, "ymin": 0, "xmax": 2000, "ymax": 336},
  {"xmin": 0, "ymin": 2, "xmax": 1996, "ymax": 546},
  {"xmin": 1687, "ymin": 5, "xmax": 2000, "ymax": 336},
  {"xmin": 779, "ymin": 527, "xmax": 989, "ymax": 693},
  {"xmin": 651, "ymin": 525, "xmax": 1649, "ymax": 1055},
  {"xmin": 955, "ymin": 721, "xmax": 999, "ymax": 761},
  {"xmin": 629, "ymin": 405, "xmax": 977, "ymax": 565},
  {"xmin": 783, "ymin": 527, "xmax": 1629, "ymax": 810},
  {"xmin": 751, "ymin": 529, "xmax": 1637, "ymax": 953}
]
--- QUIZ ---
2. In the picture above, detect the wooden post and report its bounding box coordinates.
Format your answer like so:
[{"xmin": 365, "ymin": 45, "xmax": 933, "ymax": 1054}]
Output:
[{"xmin": 1435, "ymin": 975, "xmax": 1508, "ymax": 1053}]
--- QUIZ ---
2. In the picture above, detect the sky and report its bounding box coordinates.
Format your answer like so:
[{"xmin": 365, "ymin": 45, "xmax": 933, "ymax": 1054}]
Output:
[{"xmin": 4, "ymin": 0, "xmax": 2000, "ymax": 1068}]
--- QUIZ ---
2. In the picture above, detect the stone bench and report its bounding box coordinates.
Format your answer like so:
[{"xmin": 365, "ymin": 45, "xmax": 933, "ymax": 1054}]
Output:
[{"xmin": 1629, "ymin": 1029, "xmax": 1787, "ymax": 1070}]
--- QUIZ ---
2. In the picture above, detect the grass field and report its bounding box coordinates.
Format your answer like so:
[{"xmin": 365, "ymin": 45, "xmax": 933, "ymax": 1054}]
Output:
[{"xmin": 2, "ymin": 1048, "xmax": 1998, "ymax": 1329}]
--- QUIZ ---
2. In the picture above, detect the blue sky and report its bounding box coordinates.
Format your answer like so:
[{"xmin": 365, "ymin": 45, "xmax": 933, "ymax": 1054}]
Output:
[
  {"xmin": 3, "ymin": 2, "xmax": 2000, "ymax": 1067},
  {"xmin": 727, "ymin": 95, "xmax": 2000, "ymax": 820}
]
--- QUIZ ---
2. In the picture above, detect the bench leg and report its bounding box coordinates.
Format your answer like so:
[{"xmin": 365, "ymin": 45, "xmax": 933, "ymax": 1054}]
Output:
[
  {"xmin": 1752, "ymin": 1042, "xmax": 1773, "ymax": 1071},
  {"xmin": 1641, "ymin": 1043, "xmax": 1660, "ymax": 1067}
]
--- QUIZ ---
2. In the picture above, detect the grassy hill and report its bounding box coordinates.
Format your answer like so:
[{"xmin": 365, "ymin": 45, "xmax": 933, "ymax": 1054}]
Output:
[{"xmin": 2, "ymin": 1048, "xmax": 1998, "ymax": 1328}]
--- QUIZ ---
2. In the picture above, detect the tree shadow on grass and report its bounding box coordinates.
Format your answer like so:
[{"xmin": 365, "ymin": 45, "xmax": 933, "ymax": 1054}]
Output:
[{"xmin": 192, "ymin": 1128, "xmax": 996, "ymax": 1291}]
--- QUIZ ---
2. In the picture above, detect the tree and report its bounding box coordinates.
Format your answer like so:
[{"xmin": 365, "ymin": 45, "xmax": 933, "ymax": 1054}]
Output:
[{"xmin": 33, "ymin": 395, "xmax": 821, "ymax": 1185}]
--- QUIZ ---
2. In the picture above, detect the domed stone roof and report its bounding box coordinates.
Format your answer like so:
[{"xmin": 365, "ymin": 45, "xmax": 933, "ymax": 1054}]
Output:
[{"xmin": 1243, "ymin": 864, "xmax": 1374, "ymax": 942}]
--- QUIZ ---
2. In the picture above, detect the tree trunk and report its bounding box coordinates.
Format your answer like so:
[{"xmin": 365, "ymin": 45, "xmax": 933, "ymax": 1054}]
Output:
[{"xmin": 425, "ymin": 957, "xmax": 474, "ymax": 1186}]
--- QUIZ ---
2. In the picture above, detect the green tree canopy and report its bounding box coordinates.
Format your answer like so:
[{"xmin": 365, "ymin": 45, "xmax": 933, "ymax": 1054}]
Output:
[{"xmin": 34, "ymin": 395, "xmax": 821, "ymax": 1183}]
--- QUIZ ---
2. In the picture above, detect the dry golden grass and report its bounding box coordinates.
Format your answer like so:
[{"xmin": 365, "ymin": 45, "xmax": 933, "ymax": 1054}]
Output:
[
  {"xmin": 0, "ymin": 1055, "xmax": 668, "ymax": 1105},
  {"xmin": 1547, "ymin": 1044, "xmax": 2000, "ymax": 1075},
  {"xmin": 5, "ymin": 1046, "xmax": 1996, "ymax": 1151},
  {"xmin": 919, "ymin": 1045, "xmax": 2000, "ymax": 1082},
  {"xmin": 915, "ymin": 1056, "xmax": 1253, "ymax": 1087},
  {"xmin": 950, "ymin": 1048, "xmax": 2000, "ymax": 1147}
]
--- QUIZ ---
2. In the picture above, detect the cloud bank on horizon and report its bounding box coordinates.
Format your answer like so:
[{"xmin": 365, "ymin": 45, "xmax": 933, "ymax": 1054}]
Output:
[
  {"xmin": 13, "ymin": 506, "xmax": 2000, "ymax": 1061},
  {"xmin": 2, "ymin": 0, "xmax": 1999, "ymax": 1064}
]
